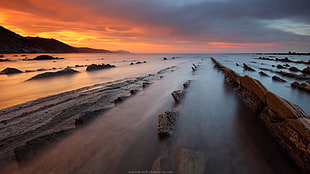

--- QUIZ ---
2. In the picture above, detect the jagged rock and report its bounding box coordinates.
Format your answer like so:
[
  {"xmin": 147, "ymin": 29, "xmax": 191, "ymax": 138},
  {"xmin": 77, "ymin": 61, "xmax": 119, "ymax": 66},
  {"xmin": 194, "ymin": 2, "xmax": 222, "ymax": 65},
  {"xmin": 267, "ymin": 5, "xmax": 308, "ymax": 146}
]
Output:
[
  {"xmin": 289, "ymin": 67, "xmax": 301, "ymax": 72},
  {"xmin": 264, "ymin": 91, "xmax": 308, "ymax": 119},
  {"xmin": 177, "ymin": 148, "xmax": 206, "ymax": 174},
  {"xmin": 259, "ymin": 71, "xmax": 269, "ymax": 77},
  {"xmin": 1, "ymin": 67, "xmax": 23, "ymax": 74},
  {"xmin": 183, "ymin": 80, "xmax": 191, "ymax": 89},
  {"xmin": 243, "ymin": 63, "xmax": 255, "ymax": 71},
  {"xmin": 291, "ymin": 82, "xmax": 310, "ymax": 92},
  {"xmin": 171, "ymin": 90, "xmax": 185, "ymax": 103},
  {"xmin": 86, "ymin": 63, "xmax": 115, "ymax": 71},
  {"xmin": 238, "ymin": 75, "xmax": 267, "ymax": 103},
  {"xmin": 157, "ymin": 110, "xmax": 177, "ymax": 137},
  {"xmin": 302, "ymin": 67, "xmax": 310, "ymax": 74},
  {"xmin": 28, "ymin": 67, "xmax": 79, "ymax": 80},
  {"xmin": 272, "ymin": 76, "xmax": 286, "ymax": 82}
]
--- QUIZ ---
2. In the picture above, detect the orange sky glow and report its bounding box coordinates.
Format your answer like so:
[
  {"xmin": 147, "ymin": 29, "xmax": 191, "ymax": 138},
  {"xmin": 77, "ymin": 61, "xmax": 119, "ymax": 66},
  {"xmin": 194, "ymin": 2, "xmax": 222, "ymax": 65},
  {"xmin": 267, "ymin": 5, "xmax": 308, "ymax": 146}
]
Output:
[{"xmin": 0, "ymin": 0, "xmax": 308, "ymax": 53}]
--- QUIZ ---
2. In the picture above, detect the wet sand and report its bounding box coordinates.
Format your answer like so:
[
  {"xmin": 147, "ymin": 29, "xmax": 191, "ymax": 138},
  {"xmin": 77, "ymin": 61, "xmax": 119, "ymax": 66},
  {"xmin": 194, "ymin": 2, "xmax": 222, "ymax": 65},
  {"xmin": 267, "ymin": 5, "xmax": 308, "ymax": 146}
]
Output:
[{"xmin": 1, "ymin": 59, "xmax": 301, "ymax": 174}]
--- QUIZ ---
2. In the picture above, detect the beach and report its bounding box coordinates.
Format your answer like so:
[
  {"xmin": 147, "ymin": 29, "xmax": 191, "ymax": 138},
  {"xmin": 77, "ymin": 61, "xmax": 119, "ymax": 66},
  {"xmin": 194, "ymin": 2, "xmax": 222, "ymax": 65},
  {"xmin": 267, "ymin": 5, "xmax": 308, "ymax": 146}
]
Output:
[{"xmin": 0, "ymin": 53, "xmax": 309, "ymax": 173}]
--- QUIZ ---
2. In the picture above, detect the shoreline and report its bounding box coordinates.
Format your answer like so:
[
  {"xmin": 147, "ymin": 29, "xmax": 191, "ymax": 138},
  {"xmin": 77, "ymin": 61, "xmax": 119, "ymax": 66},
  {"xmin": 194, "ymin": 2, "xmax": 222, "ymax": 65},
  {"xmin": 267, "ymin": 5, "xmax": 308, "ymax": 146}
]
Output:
[{"xmin": 0, "ymin": 66, "xmax": 177, "ymax": 168}]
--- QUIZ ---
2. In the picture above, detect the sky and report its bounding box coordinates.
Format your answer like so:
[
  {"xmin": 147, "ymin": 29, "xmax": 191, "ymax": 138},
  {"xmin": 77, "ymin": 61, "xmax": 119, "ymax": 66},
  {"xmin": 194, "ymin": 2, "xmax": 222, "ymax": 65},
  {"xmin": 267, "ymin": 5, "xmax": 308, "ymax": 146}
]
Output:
[{"xmin": 0, "ymin": 0, "xmax": 309, "ymax": 53}]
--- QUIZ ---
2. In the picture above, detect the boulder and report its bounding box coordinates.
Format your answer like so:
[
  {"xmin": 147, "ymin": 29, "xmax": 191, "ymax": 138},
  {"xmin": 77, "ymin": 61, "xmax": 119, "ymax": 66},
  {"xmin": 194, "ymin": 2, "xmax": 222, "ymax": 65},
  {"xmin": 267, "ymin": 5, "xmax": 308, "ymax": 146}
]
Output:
[
  {"xmin": 302, "ymin": 67, "xmax": 310, "ymax": 74},
  {"xmin": 86, "ymin": 64, "xmax": 115, "ymax": 71},
  {"xmin": 272, "ymin": 76, "xmax": 286, "ymax": 82},
  {"xmin": 157, "ymin": 110, "xmax": 177, "ymax": 137},
  {"xmin": 171, "ymin": 90, "xmax": 185, "ymax": 103},
  {"xmin": 264, "ymin": 91, "xmax": 308, "ymax": 119},
  {"xmin": 238, "ymin": 75, "xmax": 267, "ymax": 103},
  {"xmin": 28, "ymin": 67, "xmax": 79, "ymax": 80},
  {"xmin": 177, "ymin": 148, "xmax": 206, "ymax": 174},
  {"xmin": 289, "ymin": 67, "xmax": 301, "ymax": 72},
  {"xmin": 1, "ymin": 67, "xmax": 23, "ymax": 74}
]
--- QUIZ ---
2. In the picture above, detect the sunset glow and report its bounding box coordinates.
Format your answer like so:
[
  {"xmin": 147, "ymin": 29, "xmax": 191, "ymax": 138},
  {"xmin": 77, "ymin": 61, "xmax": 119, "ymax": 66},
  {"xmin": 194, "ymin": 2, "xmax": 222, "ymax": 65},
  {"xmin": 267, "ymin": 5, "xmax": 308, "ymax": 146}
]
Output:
[{"xmin": 0, "ymin": 0, "xmax": 309, "ymax": 53}]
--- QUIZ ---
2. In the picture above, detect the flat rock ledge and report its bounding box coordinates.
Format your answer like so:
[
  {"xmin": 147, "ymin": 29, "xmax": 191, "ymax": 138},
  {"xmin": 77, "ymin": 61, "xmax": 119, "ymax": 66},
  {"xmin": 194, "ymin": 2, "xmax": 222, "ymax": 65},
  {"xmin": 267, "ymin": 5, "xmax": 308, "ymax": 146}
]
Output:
[
  {"xmin": 212, "ymin": 57, "xmax": 310, "ymax": 173},
  {"xmin": 0, "ymin": 66, "xmax": 177, "ymax": 168}
]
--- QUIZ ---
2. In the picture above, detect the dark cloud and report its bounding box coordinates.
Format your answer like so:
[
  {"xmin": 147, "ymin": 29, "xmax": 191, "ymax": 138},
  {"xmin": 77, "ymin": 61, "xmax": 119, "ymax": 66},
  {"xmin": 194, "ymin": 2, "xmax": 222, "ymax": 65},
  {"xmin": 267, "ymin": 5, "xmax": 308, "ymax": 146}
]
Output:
[{"xmin": 1, "ymin": 0, "xmax": 309, "ymax": 52}]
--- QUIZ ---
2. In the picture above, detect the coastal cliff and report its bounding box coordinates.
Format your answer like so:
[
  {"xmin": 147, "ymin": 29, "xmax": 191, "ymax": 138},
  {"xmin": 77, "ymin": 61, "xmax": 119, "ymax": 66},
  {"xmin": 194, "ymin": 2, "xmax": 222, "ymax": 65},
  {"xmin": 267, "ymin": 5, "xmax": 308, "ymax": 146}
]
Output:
[{"xmin": 0, "ymin": 26, "xmax": 129, "ymax": 54}]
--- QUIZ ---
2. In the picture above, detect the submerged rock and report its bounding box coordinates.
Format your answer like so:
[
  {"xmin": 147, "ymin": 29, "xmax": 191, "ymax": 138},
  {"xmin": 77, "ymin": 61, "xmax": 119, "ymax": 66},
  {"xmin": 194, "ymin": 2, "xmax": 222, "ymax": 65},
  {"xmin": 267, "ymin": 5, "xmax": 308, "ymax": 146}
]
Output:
[
  {"xmin": 183, "ymin": 80, "xmax": 191, "ymax": 89},
  {"xmin": 272, "ymin": 76, "xmax": 286, "ymax": 82},
  {"xmin": 86, "ymin": 63, "xmax": 116, "ymax": 71},
  {"xmin": 177, "ymin": 148, "xmax": 206, "ymax": 174},
  {"xmin": 302, "ymin": 67, "xmax": 310, "ymax": 74},
  {"xmin": 243, "ymin": 63, "xmax": 255, "ymax": 71},
  {"xmin": 259, "ymin": 71, "xmax": 269, "ymax": 77},
  {"xmin": 28, "ymin": 67, "xmax": 79, "ymax": 80},
  {"xmin": 276, "ymin": 64, "xmax": 285, "ymax": 69},
  {"xmin": 291, "ymin": 81, "xmax": 310, "ymax": 92},
  {"xmin": 289, "ymin": 67, "xmax": 301, "ymax": 72},
  {"xmin": 157, "ymin": 110, "xmax": 177, "ymax": 137},
  {"xmin": 1, "ymin": 67, "xmax": 23, "ymax": 74},
  {"xmin": 14, "ymin": 129, "xmax": 73, "ymax": 163},
  {"xmin": 171, "ymin": 90, "xmax": 185, "ymax": 103}
]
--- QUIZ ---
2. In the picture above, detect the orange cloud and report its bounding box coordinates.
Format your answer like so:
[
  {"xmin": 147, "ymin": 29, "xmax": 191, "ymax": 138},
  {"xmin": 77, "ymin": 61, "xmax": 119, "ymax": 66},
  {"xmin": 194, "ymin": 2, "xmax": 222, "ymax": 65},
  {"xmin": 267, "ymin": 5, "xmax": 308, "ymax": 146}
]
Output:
[{"xmin": 0, "ymin": 0, "xmax": 287, "ymax": 53}]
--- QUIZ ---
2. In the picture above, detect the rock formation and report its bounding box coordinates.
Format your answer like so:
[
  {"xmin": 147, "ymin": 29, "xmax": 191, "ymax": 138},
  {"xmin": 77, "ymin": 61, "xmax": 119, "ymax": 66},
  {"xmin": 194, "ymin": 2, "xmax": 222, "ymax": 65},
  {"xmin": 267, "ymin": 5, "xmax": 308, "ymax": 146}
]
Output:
[
  {"xmin": 28, "ymin": 67, "xmax": 79, "ymax": 80},
  {"xmin": 211, "ymin": 57, "xmax": 310, "ymax": 173},
  {"xmin": 171, "ymin": 90, "xmax": 186, "ymax": 103},
  {"xmin": 1, "ymin": 67, "xmax": 23, "ymax": 74},
  {"xmin": 291, "ymin": 82, "xmax": 310, "ymax": 92},
  {"xmin": 86, "ymin": 64, "xmax": 116, "ymax": 71},
  {"xmin": 272, "ymin": 76, "xmax": 286, "ymax": 82},
  {"xmin": 243, "ymin": 63, "xmax": 255, "ymax": 71},
  {"xmin": 302, "ymin": 67, "xmax": 310, "ymax": 74},
  {"xmin": 289, "ymin": 67, "xmax": 301, "ymax": 72},
  {"xmin": 157, "ymin": 110, "xmax": 178, "ymax": 136}
]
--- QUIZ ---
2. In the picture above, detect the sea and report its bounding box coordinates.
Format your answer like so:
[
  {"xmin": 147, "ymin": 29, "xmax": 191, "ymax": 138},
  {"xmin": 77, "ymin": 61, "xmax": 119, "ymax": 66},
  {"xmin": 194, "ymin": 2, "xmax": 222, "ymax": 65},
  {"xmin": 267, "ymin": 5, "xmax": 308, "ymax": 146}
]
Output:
[
  {"xmin": 0, "ymin": 53, "xmax": 309, "ymax": 113},
  {"xmin": 0, "ymin": 53, "xmax": 308, "ymax": 173}
]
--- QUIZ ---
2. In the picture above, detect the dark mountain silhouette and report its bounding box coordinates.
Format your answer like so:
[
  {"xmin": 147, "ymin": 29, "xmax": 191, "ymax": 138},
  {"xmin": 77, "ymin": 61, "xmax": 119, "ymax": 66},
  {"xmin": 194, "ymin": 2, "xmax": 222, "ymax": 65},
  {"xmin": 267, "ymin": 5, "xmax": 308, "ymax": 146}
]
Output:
[{"xmin": 0, "ymin": 26, "xmax": 130, "ymax": 54}]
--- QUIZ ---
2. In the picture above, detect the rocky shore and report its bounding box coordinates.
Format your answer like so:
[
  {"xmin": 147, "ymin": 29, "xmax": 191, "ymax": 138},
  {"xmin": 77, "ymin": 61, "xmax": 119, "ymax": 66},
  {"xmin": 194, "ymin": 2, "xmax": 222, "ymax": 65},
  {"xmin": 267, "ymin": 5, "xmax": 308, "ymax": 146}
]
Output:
[
  {"xmin": 211, "ymin": 57, "xmax": 310, "ymax": 173},
  {"xmin": 0, "ymin": 66, "xmax": 177, "ymax": 168}
]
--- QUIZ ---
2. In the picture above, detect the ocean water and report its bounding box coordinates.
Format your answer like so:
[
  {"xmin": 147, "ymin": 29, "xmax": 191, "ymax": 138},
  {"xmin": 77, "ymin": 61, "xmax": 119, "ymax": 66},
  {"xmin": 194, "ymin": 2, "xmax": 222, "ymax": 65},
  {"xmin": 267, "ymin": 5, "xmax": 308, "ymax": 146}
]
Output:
[
  {"xmin": 0, "ymin": 53, "xmax": 309, "ymax": 113},
  {"xmin": 3, "ymin": 54, "xmax": 303, "ymax": 173}
]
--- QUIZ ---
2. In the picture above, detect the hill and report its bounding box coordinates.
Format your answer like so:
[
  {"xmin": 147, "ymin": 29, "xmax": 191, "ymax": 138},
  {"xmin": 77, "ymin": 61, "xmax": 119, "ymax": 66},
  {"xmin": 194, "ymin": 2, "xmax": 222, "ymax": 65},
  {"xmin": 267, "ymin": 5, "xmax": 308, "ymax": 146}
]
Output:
[{"xmin": 0, "ymin": 26, "xmax": 130, "ymax": 54}]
